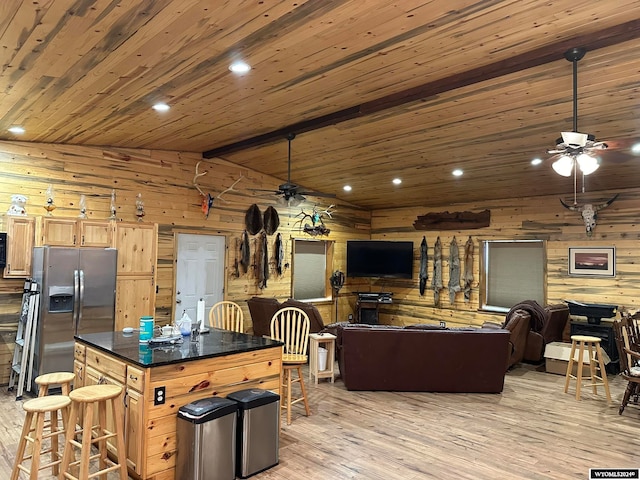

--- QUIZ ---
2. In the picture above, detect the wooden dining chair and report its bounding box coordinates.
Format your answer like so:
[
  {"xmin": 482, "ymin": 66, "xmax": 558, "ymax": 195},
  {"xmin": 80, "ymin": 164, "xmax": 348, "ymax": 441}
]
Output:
[
  {"xmin": 613, "ymin": 317, "xmax": 640, "ymax": 414},
  {"xmin": 209, "ymin": 301, "xmax": 244, "ymax": 333},
  {"xmin": 270, "ymin": 306, "xmax": 311, "ymax": 425}
]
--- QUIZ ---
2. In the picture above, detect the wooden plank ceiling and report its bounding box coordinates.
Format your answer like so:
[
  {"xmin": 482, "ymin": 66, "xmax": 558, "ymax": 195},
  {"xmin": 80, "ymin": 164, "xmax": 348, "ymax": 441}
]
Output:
[{"xmin": 1, "ymin": 0, "xmax": 640, "ymax": 210}]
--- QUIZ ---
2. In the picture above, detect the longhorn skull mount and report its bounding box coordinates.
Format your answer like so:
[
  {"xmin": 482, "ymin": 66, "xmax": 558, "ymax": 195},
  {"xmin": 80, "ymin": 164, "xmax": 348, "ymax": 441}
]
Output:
[{"xmin": 560, "ymin": 193, "xmax": 619, "ymax": 237}]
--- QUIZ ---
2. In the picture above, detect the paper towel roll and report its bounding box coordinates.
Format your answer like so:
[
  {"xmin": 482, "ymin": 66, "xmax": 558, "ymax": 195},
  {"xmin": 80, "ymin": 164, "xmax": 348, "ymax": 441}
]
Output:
[{"xmin": 197, "ymin": 299, "xmax": 206, "ymax": 329}]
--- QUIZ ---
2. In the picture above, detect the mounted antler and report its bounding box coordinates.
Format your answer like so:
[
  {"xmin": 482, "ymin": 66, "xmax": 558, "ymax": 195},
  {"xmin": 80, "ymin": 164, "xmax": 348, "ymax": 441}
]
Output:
[
  {"xmin": 560, "ymin": 194, "xmax": 619, "ymax": 237},
  {"xmin": 215, "ymin": 175, "xmax": 244, "ymax": 203},
  {"xmin": 319, "ymin": 204, "xmax": 335, "ymax": 218},
  {"xmin": 193, "ymin": 161, "xmax": 207, "ymax": 196}
]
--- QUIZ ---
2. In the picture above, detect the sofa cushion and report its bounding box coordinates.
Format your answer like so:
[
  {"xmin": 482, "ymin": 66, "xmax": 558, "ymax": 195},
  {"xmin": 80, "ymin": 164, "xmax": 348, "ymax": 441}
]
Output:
[{"xmin": 404, "ymin": 324, "xmax": 447, "ymax": 330}]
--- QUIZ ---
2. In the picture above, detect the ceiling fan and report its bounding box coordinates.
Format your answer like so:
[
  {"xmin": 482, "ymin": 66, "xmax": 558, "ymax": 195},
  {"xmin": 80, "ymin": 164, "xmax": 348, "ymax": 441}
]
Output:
[
  {"xmin": 253, "ymin": 133, "xmax": 335, "ymax": 206},
  {"xmin": 547, "ymin": 47, "xmax": 608, "ymax": 179}
]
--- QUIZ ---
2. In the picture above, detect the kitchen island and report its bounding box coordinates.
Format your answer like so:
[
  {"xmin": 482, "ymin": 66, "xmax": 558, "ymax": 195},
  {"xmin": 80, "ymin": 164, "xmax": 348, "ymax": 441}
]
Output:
[{"xmin": 74, "ymin": 329, "xmax": 283, "ymax": 480}]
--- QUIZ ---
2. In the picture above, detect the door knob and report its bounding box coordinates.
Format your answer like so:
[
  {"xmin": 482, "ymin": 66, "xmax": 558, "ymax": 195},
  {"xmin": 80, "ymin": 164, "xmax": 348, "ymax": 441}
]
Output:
[{"xmin": 176, "ymin": 299, "xmax": 182, "ymax": 304}]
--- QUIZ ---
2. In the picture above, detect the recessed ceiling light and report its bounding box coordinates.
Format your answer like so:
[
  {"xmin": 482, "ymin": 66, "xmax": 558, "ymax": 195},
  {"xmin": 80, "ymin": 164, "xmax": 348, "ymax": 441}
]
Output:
[
  {"xmin": 8, "ymin": 126, "xmax": 25, "ymax": 134},
  {"xmin": 452, "ymin": 169, "xmax": 463, "ymax": 177},
  {"xmin": 632, "ymin": 143, "xmax": 640, "ymax": 154},
  {"xmin": 392, "ymin": 178, "xmax": 402, "ymax": 185},
  {"xmin": 229, "ymin": 61, "xmax": 251, "ymax": 74},
  {"xmin": 152, "ymin": 103, "xmax": 170, "ymax": 112},
  {"xmin": 531, "ymin": 158, "xmax": 543, "ymax": 166},
  {"xmin": 343, "ymin": 185, "xmax": 352, "ymax": 192}
]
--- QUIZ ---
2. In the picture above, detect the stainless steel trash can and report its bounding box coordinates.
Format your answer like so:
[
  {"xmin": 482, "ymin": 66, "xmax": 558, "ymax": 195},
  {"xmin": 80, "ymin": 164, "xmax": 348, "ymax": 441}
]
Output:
[
  {"xmin": 227, "ymin": 388, "xmax": 280, "ymax": 478},
  {"xmin": 176, "ymin": 397, "xmax": 238, "ymax": 480}
]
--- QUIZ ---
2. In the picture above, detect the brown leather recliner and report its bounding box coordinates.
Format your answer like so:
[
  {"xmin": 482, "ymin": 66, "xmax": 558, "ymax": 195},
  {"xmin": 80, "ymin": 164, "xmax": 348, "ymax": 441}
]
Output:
[
  {"xmin": 484, "ymin": 309, "xmax": 531, "ymax": 369},
  {"xmin": 523, "ymin": 303, "xmax": 570, "ymax": 362},
  {"xmin": 246, "ymin": 297, "xmax": 281, "ymax": 337},
  {"xmin": 280, "ymin": 298, "xmax": 325, "ymax": 333},
  {"xmin": 247, "ymin": 297, "xmax": 326, "ymax": 337}
]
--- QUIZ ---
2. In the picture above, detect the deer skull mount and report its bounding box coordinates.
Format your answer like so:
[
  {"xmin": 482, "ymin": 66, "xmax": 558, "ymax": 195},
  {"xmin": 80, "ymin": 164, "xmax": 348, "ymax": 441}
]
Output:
[{"xmin": 560, "ymin": 194, "xmax": 619, "ymax": 237}]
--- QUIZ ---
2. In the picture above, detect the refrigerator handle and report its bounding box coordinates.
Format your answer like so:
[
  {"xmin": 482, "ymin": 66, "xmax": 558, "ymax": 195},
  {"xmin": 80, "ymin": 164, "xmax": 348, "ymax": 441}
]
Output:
[
  {"xmin": 78, "ymin": 270, "xmax": 85, "ymax": 331},
  {"xmin": 73, "ymin": 270, "xmax": 80, "ymax": 329}
]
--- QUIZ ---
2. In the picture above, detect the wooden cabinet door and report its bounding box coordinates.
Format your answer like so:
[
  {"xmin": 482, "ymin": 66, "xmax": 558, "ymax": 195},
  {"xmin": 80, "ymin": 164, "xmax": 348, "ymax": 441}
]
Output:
[
  {"xmin": 73, "ymin": 359, "xmax": 85, "ymax": 389},
  {"xmin": 79, "ymin": 220, "xmax": 112, "ymax": 247},
  {"xmin": 115, "ymin": 276, "xmax": 155, "ymax": 331},
  {"xmin": 114, "ymin": 223, "xmax": 157, "ymax": 275},
  {"xmin": 3, "ymin": 216, "xmax": 35, "ymax": 278},
  {"xmin": 42, "ymin": 217, "xmax": 78, "ymax": 246},
  {"xmin": 125, "ymin": 388, "xmax": 143, "ymax": 475}
]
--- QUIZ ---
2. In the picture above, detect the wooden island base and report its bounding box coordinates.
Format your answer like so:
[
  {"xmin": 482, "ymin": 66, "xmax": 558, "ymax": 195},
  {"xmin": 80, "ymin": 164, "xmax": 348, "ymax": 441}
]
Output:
[{"xmin": 74, "ymin": 331, "xmax": 283, "ymax": 480}]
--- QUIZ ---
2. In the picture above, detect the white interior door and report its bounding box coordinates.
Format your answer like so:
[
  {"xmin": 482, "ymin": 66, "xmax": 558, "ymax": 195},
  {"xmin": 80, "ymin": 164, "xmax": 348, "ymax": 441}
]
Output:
[{"xmin": 175, "ymin": 234, "xmax": 225, "ymax": 324}]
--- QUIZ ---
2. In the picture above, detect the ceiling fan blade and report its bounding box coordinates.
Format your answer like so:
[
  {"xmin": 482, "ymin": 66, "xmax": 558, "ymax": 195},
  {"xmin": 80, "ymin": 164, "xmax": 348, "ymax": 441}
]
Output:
[
  {"xmin": 604, "ymin": 137, "xmax": 640, "ymax": 151},
  {"xmin": 547, "ymin": 148, "xmax": 567, "ymax": 155},
  {"xmin": 248, "ymin": 187, "xmax": 281, "ymax": 194},
  {"xmin": 297, "ymin": 191, "xmax": 337, "ymax": 198}
]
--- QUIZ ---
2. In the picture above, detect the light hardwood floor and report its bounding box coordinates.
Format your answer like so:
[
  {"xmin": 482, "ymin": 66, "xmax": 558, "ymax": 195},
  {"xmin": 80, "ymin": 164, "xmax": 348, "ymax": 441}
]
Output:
[{"xmin": 1, "ymin": 364, "xmax": 638, "ymax": 479}]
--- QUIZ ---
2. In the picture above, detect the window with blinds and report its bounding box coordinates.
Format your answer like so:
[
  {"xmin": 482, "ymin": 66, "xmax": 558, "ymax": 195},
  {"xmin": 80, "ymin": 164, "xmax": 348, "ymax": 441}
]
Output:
[
  {"xmin": 292, "ymin": 239, "xmax": 333, "ymax": 301},
  {"xmin": 480, "ymin": 240, "xmax": 546, "ymax": 312}
]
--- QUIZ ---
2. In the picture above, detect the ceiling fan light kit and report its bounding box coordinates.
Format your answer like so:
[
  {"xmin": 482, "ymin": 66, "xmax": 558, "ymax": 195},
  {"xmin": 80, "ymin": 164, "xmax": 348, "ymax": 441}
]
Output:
[
  {"xmin": 552, "ymin": 155, "xmax": 574, "ymax": 177},
  {"xmin": 548, "ymin": 47, "xmax": 608, "ymax": 179}
]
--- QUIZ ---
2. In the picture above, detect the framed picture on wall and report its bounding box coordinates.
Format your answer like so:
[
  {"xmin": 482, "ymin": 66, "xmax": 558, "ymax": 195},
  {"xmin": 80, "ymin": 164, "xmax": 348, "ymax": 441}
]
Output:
[{"xmin": 568, "ymin": 247, "xmax": 615, "ymax": 277}]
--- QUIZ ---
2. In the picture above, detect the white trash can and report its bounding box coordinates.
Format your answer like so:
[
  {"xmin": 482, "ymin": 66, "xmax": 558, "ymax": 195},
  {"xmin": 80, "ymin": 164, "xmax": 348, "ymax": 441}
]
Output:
[{"xmin": 318, "ymin": 347, "xmax": 328, "ymax": 371}]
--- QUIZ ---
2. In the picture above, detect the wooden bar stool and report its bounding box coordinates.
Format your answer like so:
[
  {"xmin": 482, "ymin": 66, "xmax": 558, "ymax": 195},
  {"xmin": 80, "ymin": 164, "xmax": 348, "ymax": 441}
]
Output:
[
  {"xmin": 35, "ymin": 371, "xmax": 75, "ymax": 396},
  {"xmin": 59, "ymin": 384, "xmax": 128, "ymax": 480},
  {"xmin": 11, "ymin": 395, "xmax": 71, "ymax": 480},
  {"xmin": 564, "ymin": 335, "xmax": 612, "ymax": 402},
  {"xmin": 35, "ymin": 371, "xmax": 76, "ymax": 435}
]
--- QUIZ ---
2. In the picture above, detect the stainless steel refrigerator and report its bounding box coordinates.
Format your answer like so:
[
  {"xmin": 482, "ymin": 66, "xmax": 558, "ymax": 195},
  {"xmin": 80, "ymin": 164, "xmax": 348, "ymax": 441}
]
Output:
[{"xmin": 31, "ymin": 246, "xmax": 117, "ymax": 383}]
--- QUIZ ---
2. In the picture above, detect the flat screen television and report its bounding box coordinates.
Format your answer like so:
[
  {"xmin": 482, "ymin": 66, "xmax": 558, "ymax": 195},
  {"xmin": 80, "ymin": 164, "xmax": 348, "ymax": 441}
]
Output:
[{"xmin": 346, "ymin": 240, "xmax": 413, "ymax": 279}]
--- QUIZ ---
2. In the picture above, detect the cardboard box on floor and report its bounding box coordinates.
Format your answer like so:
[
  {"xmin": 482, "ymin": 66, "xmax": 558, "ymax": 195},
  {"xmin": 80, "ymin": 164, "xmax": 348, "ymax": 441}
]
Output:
[{"xmin": 544, "ymin": 341, "xmax": 611, "ymax": 375}]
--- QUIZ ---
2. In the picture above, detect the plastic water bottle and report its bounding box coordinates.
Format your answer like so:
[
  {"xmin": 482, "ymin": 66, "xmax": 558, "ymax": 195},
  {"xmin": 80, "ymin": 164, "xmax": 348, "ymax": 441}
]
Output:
[{"xmin": 179, "ymin": 311, "xmax": 192, "ymax": 336}]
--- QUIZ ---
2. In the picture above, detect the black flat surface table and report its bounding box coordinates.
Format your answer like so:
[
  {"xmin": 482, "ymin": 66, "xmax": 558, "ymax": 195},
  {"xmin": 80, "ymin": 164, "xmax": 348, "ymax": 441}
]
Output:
[{"xmin": 75, "ymin": 329, "xmax": 283, "ymax": 368}]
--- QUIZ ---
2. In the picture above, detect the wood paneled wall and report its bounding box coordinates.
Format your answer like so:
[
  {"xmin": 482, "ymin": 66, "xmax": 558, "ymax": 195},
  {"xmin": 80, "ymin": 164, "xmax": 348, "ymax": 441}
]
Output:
[
  {"xmin": 0, "ymin": 140, "xmax": 370, "ymax": 383},
  {"xmin": 370, "ymin": 190, "xmax": 640, "ymax": 327},
  {"xmin": 3, "ymin": 139, "xmax": 638, "ymax": 383}
]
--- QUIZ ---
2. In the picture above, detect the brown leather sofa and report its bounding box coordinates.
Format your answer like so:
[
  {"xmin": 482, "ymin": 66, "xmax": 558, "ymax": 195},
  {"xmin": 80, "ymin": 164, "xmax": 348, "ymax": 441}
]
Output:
[
  {"xmin": 247, "ymin": 297, "xmax": 325, "ymax": 337},
  {"xmin": 335, "ymin": 324, "xmax": 510, "ymax": 393}
]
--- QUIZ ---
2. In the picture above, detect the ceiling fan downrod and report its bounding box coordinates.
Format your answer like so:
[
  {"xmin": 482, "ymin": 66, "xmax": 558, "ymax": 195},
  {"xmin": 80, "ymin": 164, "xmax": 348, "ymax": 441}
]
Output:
[
  {"xmin": 564, "ymin": 47, "xmax": 586, "ymax": 133},
  {"xmin": 286, "ymin": 132, "xmax": 296, "ymax": 184}
]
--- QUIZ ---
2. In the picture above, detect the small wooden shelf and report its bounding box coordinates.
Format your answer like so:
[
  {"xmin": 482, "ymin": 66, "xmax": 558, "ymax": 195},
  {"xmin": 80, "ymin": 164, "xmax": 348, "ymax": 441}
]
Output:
[{"xmin": 309, "ymin": 333, "xmax": 336, "ymax": 385}]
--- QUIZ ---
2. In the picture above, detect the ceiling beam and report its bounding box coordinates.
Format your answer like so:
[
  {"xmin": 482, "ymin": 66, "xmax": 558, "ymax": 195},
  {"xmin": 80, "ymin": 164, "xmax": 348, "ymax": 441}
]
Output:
[{"xmin": 203, "ymin": 18, "xmax": 640, "ymax": 159}]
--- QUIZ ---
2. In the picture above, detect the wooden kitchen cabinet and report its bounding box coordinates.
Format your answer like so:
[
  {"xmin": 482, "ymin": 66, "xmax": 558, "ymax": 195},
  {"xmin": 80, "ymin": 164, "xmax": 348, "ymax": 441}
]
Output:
[
  {"xmin": 115, "ymin": 276, "xmax": 155, "ymax": 330},
  {"xmin": 41, "ymin": 217, "xmax": 78, "ymax": 245},
  {"xmin": 75, "ymin": 332, "xmax": 281, "ymax": 480},
  {"xmin": 114, "ymin": 222, "xmax": 158, "ymax": 331},
  {"xmin": 125, "ymin": 365, "xmax": 145, "ymax": 475},
  {"xmin": 41, "ymin": 217, "xmax": 112, "ymax": 247},
  {"xmin": 80, "ymin": 220, "xmax": 113, "ymax": 247},
  {"xmin": 114, "ymin": 222, "xmax": 157, "ymax": 275},
  {"xmin": 3, "ymin": 216, "xmax": 35, "ymax": 278}
]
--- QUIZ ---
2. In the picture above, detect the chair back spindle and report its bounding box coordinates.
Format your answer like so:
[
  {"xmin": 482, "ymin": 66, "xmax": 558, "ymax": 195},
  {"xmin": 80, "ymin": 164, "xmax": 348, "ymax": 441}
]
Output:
[{"xmin": 209, "ymin": 301, "xmax": 244, "ymax": 333}]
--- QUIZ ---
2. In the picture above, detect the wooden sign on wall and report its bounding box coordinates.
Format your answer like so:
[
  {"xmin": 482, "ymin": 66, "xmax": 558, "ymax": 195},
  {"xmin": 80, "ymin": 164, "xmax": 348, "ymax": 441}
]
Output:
[{"xmin": 413, "ymin": 210, "xmax": 490, "ymax": 230}]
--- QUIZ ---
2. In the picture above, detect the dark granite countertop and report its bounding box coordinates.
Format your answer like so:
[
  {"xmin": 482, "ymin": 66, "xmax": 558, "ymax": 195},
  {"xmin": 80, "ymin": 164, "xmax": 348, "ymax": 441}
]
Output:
[{"xmin": 75, "ymin": 329, "xmax": 283, "ymax": 368}]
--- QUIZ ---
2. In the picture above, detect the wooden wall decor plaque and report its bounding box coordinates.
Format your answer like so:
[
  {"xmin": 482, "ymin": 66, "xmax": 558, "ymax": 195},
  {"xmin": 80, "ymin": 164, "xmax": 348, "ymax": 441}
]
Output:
[{"xmin": 413, "ymin": 209, "xmax": 490, "ymax": 230}]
